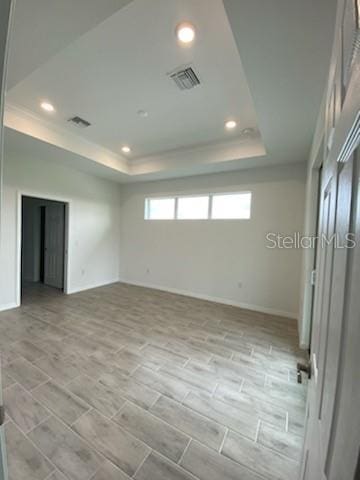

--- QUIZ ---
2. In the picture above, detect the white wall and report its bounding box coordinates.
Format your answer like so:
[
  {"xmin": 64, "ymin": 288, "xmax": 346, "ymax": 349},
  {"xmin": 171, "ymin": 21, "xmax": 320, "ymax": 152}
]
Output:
[
  {"xmin": 0, "ymin": 148, "xmax": 121, "ymax": 310},
  {"xmin": 119, "ymin": 164, "xmax": 306, "ymax": 319}
]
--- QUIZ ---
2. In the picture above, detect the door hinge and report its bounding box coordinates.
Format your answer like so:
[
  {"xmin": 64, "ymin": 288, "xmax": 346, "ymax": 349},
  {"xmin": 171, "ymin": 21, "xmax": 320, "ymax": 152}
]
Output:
[
  {"xmin": 0, "ymin": 405, "xmax": 4, "ymax": 426},
  {"xmin": 310, "ymin": 269, "xmax": 316, "ymax": 286}
]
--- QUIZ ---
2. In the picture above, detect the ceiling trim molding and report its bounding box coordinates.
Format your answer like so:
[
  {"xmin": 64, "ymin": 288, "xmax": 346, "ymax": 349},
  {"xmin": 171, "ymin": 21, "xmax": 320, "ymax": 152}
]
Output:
[
  {"xmin": 131, "ymin": 134, "xmax": 266, "ymax": 176},
  {"xmin": 4, "ymin": 102, "xmax": 130, "ymax": 174}
]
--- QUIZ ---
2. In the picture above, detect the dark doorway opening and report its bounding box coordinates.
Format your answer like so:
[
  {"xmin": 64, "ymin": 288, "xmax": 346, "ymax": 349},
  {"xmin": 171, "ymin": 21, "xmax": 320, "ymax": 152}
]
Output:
[
  {"xmin": 21, "ymin": 196, "xmax": 66, "ymax": 300},
  {"xmin": 39, "ymin": 206, "xmax": 46, "ymax": 283}
]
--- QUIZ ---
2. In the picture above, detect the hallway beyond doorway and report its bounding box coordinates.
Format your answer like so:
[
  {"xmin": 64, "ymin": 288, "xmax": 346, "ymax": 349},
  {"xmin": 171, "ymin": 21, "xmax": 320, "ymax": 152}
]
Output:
[{"xmin": 20, "ymin": 195, "xmax": 68, "ymax": 303}]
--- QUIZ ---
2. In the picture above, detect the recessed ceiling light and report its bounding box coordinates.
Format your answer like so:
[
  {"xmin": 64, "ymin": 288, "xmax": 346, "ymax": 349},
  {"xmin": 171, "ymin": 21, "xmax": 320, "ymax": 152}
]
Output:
[
  {"xmin": 121, "ymin": 146, "xmax": 131, "ymax": 154},
  {"xmin": 176, "ymin": 22, "xmax": 196, "ymax": 44},
  {"xmin": 40, "ymin": 101, "xmax": 55, "ymax": 112},
  {"xmin": 225, "ymin": 120, "xmax": 237, "ymax": 130}
]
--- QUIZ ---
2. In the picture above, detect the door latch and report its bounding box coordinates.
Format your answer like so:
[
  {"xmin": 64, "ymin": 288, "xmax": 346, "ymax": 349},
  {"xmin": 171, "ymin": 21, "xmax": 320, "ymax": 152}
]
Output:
[{"xmin": 297, "ymin": 362, "xmax": 311, "ymax": 384}]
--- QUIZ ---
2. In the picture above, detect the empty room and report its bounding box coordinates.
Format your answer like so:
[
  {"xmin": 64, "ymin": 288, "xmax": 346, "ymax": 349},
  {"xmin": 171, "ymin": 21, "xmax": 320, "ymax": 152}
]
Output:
[{"xmin": 0, "ymin": 1, "xmax": 359, "ymax": 480}]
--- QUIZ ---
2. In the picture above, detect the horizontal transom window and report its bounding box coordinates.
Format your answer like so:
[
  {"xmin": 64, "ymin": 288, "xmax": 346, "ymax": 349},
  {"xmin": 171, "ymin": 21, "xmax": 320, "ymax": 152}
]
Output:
[{"xmin": 145, "ymin": 192, "xmax": 251, "ymax": 220}]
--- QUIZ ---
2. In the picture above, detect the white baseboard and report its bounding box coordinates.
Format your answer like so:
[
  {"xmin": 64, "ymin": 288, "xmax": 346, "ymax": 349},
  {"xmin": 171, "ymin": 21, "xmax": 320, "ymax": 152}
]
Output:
[
  {"xmin": 67, "ymin": 278, "xmax": 120, "ymax": 295},
  {"xmin": 1, "ymin": 279, "xmax": 298, "ymax": 321},
  {"xmin": 0, "ymin": 302, "xmax": 19, "ymax": 312},
  {"xmin": 119, "ymin": 278, "xmax": 298, "ymax": 321}
]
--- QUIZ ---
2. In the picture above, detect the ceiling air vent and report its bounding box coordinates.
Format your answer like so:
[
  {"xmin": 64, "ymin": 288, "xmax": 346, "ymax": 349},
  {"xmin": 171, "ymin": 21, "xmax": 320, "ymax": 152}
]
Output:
[
  {"xmin": 68, "ymin": 116, "xmax": 91, "ymax": 128},
  {"xmin": 169, "ymin": 66, "xmax": 200, "ymax": 90}
]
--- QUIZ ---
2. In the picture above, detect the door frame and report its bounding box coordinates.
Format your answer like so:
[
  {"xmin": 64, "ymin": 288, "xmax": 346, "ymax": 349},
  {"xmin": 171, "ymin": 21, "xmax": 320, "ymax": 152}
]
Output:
[
  {"xmin": 16, "ymin": 190, "xmax": 71, "ymax": 305},
  {"xmin": 299, "ymin": 143, "xmax": 324, "ymax": 348}
]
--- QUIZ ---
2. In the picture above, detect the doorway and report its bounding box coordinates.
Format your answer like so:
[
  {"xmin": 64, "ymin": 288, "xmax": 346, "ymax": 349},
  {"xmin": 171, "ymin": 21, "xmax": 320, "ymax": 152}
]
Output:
[{"xmin": 20, "ymin": 195, "xmax": 68, "ymax": 301}]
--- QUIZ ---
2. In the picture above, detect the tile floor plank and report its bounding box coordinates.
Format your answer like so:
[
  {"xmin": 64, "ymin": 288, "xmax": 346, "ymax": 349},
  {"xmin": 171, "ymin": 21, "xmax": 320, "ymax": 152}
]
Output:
[
  {"xmin": 90, "ymin": 460, "xmax": 131, "ymax": 480},
  {"xmin": 150, "ymin": 395, "xmax": 226, "ymax": 451},
  {"xmin": 114, "ymin": 401, "xmax": 190, "ymax": 462},
  {"xmin": 33, "ymin": 353, "xmax": 82, "ymax": 385},
  {"xmin": 72, "ymin": 409, "xmax": 150, "ymax": 476},
  {"xmin": 4, "ymin": 383, "xmax": 50, "ymax": 433},
  {"xmin": 222, "ymin": 429, "xmax": 299, "ymax": 480},
  {"xmin": 183, "ymin": 392, "xmax": 258, "ymax": 440},
  {"xmin": 12, "ymin": 340, "xmax": 48, "ymax": 362},
  {"xmin": 99, "ymin": 367, "xmax": 160, "ymax": 409},
  {"xmin": 5, "ymin": 357, "xmax": 49, "ymax": 390},
  {"xmin": 32, "ymin": 380, "xmax": 91, "ymax": 425},
  {"xmin": 5, "ymin": 421, "xmax": 53, "ymax": 480},
  {"xmin": 46, "ymin": 470, "xmax": 68, "ymax": 480},
  {"xmin": 257, "ymin": 422, "xmax": 303, "ymax": 461},
  {"xmin": 135, "ymin": 451, "xmax": 196, "ymax": 480},
  {"xmin": 180, "ymin": 440, "xmax": 264, "ymax": 480},
  {"xmin": 67, "ymin": 374, "xmax": 127, "ymax": 418},
  {"xmin": 29, "ymin": 416, "xmax": 102, "ymax": 480},
  {"xmin": 131, "ymin": 366, "xmax": 190, "ymax": 402}
]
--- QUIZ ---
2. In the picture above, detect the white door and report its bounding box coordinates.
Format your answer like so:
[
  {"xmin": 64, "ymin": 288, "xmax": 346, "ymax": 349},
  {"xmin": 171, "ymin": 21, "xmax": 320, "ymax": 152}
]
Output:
[
  {"xmin": 300, "ymin": 151, "xmax": 358, "ymax": 480},
  {"xmin": 44, "ymin": 203, "xmax": 65, "ymax": 289}
]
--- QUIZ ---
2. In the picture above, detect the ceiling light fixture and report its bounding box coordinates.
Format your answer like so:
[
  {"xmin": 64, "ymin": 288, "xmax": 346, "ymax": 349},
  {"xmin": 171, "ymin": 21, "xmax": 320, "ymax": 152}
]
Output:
[
  {"xmin": 176, "ymin": 22, "xmax": 196, "ymax": 45},
  {"xmin": 40, "ymin": 101, "xmax": 55, "ymax": 112},
  {"xmin": 121, "ymin": 146, "xmax": 131, "ymax": 154},
  {"xmin": 225, "ymin": 120, "xmax": 237, "ymax": 130}
]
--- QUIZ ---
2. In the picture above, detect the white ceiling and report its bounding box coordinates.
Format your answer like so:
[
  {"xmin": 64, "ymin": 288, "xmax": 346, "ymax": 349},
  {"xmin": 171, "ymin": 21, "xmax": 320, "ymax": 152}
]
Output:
[
  {"xmin": 223, "ymin": 0, "xmax": 337, "ymax": 169},
  {"xmin": 7, "ymin": 0, "xmax": 134, "ymax": 89},
  {"xmin": 4, "ymin": 0, "xmax": 336, "ymax": 182}
]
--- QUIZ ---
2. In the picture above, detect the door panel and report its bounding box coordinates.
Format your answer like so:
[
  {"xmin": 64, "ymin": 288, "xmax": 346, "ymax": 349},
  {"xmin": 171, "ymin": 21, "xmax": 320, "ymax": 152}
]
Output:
[
  {"xmin": 320, "ymin": 160, "xmax": 353, "ymax": 464},
  {"xmin": 327, "ymin": 150, "xmax": 360, "ymax": 479},
  {"xmin": 44, "ymin": 204, "xmax": 65, "ymax": 289},
  {"xmin": 301, "ymin": 170, "xmax": 337, "ymax": 480},
  {"xmin": 301, "ymin": 153, "xmax": 357, "ymax": 480}
]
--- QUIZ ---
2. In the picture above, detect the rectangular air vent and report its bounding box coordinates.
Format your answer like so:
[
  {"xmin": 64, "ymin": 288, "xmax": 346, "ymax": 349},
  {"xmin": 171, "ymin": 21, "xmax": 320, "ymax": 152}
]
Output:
[
  {"xmin": 169, "ymin": 66, "xmax": 200, "ymax": 90},
  {"xmin": 68, "ymin": 116, "xmax": 91, "ymax": 128}
]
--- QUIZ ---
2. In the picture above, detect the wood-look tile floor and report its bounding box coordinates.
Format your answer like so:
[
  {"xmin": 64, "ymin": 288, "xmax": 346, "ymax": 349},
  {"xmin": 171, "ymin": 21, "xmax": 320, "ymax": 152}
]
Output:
[{"xmin": 0, "ymin": 282, "xmax": 307, "ymax": 480}]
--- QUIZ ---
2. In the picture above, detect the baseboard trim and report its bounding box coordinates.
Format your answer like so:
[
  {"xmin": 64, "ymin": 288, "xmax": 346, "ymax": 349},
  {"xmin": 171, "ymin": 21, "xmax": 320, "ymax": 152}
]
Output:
[
  {"xmin": 1, "ymin": 280, "xmax": 298, "ymax": 320},
  {"xmin": 67, "ymin": 278, "xmax": 120, "ymax": 295},
  {"xmin": 119, "ymin": 278, "xmax": 298, "ymax": 320},
  {"xmin": 0, "ymin": 302, "xmax": 19, "ymax": 312}
]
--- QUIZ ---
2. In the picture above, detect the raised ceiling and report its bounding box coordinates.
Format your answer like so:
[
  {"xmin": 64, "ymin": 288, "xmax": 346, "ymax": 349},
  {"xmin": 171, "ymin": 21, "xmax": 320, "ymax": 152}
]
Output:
[{"xmin": 4, "ymin": 0, "xmax": 336, "ymax": 182}]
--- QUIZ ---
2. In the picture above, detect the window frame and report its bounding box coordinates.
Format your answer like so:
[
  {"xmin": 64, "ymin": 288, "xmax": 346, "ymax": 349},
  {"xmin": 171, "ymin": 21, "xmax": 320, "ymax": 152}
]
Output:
[
  {"xmin": 176, "ymin": 194, "xmax": 210, "ymax": 220},
  {"xmin": 210, "ymin": 191, "xmax": 252, "ymax": 220},
  {"xmin": 144, "ymin": 196, "xmax": 176, "ymax": 220},
  {"xmin": 144, "ymin": 191, "xmax": 252, "ymax": 221}
]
